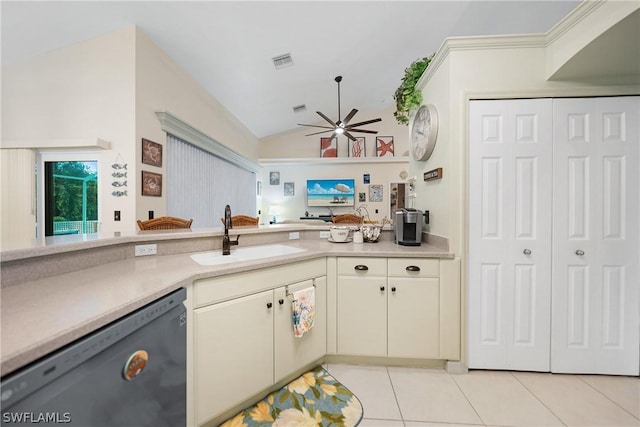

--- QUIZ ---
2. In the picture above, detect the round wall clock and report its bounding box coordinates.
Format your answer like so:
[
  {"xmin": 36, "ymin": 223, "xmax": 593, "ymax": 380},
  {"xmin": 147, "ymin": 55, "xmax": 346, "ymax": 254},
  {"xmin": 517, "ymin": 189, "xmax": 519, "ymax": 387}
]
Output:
[{"xmin": 410, "ymin": 104, "xmax": 439, "ymax": 161}]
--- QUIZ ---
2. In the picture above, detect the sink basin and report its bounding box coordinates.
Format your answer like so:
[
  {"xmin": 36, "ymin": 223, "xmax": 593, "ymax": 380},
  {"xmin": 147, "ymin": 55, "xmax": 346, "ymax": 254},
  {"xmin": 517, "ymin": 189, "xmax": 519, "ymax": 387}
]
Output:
[{"xmin": 190, "ymin": 244, "xmax": 306, "ymax": 266}]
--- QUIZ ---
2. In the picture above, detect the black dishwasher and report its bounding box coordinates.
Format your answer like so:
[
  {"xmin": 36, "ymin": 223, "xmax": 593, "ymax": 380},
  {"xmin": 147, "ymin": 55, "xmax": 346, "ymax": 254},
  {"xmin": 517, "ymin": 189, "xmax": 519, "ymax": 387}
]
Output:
[{"xmin": 1, "ymin": 288, "xmax": 187, "ymax": 427}]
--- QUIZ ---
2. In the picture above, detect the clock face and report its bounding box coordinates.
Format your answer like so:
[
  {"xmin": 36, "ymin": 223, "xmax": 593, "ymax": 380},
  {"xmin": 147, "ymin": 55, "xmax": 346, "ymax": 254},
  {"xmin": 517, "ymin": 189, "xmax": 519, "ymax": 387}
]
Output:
[{"xmin": 411, "ymin": 104, "xmax": 438, "ymax": 161}]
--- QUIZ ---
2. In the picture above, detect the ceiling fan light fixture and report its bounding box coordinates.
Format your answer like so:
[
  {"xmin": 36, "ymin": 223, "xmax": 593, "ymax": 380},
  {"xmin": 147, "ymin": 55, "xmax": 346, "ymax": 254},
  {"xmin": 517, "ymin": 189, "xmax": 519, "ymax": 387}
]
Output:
[{"xmin": 335, "ymin": 127, "xmax": 345, "ymax": 135}]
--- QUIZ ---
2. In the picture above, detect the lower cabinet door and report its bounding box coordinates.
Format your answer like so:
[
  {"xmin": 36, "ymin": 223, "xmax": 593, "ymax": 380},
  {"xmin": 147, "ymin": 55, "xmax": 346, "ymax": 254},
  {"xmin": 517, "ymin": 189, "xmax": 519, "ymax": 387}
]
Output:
[
  {"xmin": 274, "ymin": 277, "xmax": 327, "ymax": 382},
  {"xmin": 194, "ymin": 290, "xmax": 274, "ymax": 425},
  {"xmin": 388, "ymin": 277, "xmax": 440, "ymax": 358},
  {"xmin": 337, "ymin": 276, "xmax": 387, "ymax": 356}
]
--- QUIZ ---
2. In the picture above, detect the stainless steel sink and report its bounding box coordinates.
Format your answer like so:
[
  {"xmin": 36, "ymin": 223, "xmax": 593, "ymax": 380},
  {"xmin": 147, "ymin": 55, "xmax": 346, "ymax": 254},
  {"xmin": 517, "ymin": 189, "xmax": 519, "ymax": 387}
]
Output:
[{"xmin": 190, "ymin": 244, "xmax": 305, "ymax": 266}]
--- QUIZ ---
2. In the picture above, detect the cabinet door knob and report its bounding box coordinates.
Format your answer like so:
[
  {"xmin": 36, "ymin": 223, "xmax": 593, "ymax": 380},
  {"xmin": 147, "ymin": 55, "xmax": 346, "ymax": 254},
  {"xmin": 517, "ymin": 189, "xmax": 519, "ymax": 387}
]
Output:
[
  {"xmin": 278, "ymin": 299, "xmax": 284, "ymax": 305},
  {"xmin": 391, "ymin": 287, "xmax": 397, "ymax": 292},
  {"xmin": 355, "ymin": 265, "xmax": 369, "ymax": 271},
  {"xmin": 406, "ymin": 265, "xmax": 421, "ymax": 272},
  {"xmin": 266, "ymin": 302, "xmax": 273, "ymax": 309},
  {"xmin": 523, "ymin": 249, "xmax": 532, "ymax": 255},
  {"xmin": 575, "ymin": 250, "xmax": 585, "ymax": 256},
  {"xmin": 379, "ymin": 286, "xmax": 385, "ymax": 291}
]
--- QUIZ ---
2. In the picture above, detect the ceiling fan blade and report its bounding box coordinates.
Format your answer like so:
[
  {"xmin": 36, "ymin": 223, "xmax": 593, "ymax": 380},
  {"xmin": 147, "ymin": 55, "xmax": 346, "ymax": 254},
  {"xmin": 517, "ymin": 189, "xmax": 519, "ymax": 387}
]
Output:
[
  {"xmin": 305, "ymin": 129, "xmax": 336, "ymax": 136},
  {"xmin": 345, "ymin": 117, "xmax": 382, "ymax": 128},
  {"xmin": 343, "ymin": 130, "xmax": 357, "ymax": 141},
  {"xmin": 342, "ymin": 109, "xmax": 358, "ymax": 126},
  {"xmin": 297, "ymin": 123, "xmax": 335, "ymax": 130},
  {"xmin": 316, "ymin": 111, "xmax": 338, "ymax": 127},
  {"xmin": 348, "ymin": 128, "xmax": 378, "ymax": 134}
]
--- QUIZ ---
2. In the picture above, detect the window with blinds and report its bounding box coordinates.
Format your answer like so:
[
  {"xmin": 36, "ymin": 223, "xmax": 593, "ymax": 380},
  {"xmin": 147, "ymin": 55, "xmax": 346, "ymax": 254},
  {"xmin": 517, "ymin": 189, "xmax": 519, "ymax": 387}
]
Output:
[{"xmin": 166, "ymin": 134, "xmax": 256, "ymax": 228}]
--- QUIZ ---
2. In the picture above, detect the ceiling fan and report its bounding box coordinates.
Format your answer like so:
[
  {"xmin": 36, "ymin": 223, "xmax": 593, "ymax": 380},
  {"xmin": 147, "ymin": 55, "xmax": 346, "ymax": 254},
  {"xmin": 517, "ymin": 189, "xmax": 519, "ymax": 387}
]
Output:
[{"xmin": 298, "ymin": 76, "xmax": 382, "ymax": 142}]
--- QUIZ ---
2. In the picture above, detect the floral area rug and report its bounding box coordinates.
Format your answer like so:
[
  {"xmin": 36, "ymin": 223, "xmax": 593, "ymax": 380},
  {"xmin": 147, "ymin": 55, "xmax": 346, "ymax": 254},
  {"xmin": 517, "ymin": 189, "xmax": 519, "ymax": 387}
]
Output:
[{"xmin": 220, "ymin": 366, "xmax": 363, "ymax": 427}]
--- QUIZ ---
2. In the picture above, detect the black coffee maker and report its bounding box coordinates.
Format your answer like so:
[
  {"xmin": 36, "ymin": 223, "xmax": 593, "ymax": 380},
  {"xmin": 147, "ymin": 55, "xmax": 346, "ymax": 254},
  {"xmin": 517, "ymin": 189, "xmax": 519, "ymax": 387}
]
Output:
[{"xmin": 394, "ymin": 208, "xmax": 423, "ymax": 246}]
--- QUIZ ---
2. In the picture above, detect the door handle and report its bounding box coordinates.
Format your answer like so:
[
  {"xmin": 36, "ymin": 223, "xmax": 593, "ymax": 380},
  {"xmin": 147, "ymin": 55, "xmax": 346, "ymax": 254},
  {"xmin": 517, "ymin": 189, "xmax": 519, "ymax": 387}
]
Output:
[
  {"xmin": 278, "ymin": 299, "xmax": 284, "ymax": 305},
  {"xmin": 523, "ymin": 249, "xmax": 532, "ymax": 255},
  {"xmin": 266, "ymin": 302, "xmax": 273, "ymax": 309},
  {"xmin": 406, "ymin": 265, "xmax": 421, "ymax": 272},
  {"xmin": 391, "ymin": 287, "xmax": 397, "ymax": 292},
  {"xmin": 354, "ymin": 265, "xmax": 369, "ymax": 271},
  {"xmin": 575, "ymin": 250, "xmax": 585, "ymax": 256},
  {"xmin": 379, "ymin": 286, "xmax": 385, "ymax": 291}
]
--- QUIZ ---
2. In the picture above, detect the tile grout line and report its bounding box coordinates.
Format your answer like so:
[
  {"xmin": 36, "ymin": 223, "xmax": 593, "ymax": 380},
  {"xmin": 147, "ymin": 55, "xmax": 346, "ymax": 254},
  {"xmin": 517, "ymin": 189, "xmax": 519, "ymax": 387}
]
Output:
[
  {"xmin": 384, "ymin": 366, "xmax": 407, "ymax": 425},
  {"xmin": 510, "ymin": 371, "xmax": 567, "ymax": 427},
  {"xmin": 575, "ymin": 375, "xmax": 640, "ymax": 422},
  {"xmin": 449, "ymin": 370, "xmax": 487, "ymax": 426}
]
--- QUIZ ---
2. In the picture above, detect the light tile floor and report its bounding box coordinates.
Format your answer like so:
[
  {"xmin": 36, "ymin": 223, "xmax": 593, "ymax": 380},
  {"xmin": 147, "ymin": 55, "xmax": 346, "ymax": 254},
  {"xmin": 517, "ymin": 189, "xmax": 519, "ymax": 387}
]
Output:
[{"xmin": 324, "ymin": 364, "xmax": 640, "ymax": 427}]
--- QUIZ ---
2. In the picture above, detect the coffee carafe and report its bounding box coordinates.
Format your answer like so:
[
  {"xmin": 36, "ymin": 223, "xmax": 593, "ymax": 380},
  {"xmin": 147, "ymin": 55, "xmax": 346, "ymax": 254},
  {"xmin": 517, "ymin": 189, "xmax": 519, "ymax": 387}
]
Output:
[{"xmin": 394, "ymin": 208, "xmax": 423, "ymax": 246}]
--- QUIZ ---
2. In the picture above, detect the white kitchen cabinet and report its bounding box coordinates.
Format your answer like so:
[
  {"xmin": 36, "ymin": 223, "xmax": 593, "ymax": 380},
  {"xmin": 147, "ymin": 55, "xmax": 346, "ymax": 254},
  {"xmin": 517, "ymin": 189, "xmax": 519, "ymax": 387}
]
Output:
[
  {"xmin": 336, "ymin": 257, "xmax": 441, "ymax": 359},
  {"xmin": 388, "ymin": 259, "xmax": 440, "ymax": 358},
  {"xmin": 194, "ymin": 290, "xmax": 274, "ymax": 424},
  {"xmin": 274, "ymin": 277, "xmax": 327, "ymax": 382},
  {"xmin": 192, "ymin": 258, "xmax": 326, "ymax": 425}
]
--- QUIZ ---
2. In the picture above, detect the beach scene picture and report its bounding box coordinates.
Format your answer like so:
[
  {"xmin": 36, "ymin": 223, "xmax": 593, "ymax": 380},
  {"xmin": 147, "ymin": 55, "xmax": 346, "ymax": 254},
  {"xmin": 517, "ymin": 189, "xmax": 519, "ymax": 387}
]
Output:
[{"xmin": 306, "ymin": 179, "xmax": 355, "ymax": 207}]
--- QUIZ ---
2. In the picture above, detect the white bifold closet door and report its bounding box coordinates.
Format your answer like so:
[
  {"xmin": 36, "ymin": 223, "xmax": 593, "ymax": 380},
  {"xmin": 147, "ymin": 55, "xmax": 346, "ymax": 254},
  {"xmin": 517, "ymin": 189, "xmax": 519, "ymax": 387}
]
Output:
[
  {"xmin": 468, "ymin": 99, "xmax": 553, "ymax": 371},
  {"xmin": 551, "ymin": 97, "xmax": 639, "ymax": 375}
]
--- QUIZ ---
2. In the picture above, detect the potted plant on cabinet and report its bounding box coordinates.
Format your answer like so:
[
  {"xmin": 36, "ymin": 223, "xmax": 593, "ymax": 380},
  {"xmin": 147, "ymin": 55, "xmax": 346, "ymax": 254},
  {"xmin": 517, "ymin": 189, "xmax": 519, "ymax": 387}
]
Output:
[{"xmin": 393, "ymin": 54, "xmax": 434, "ymax": 125}]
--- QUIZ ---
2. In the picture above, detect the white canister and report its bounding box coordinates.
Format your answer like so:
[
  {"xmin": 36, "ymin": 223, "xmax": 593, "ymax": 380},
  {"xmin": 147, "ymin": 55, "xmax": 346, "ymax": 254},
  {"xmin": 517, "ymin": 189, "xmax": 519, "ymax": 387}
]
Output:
[{"xmin": 353, "ymin": 230, "xmax": 364, "ymax": 244}]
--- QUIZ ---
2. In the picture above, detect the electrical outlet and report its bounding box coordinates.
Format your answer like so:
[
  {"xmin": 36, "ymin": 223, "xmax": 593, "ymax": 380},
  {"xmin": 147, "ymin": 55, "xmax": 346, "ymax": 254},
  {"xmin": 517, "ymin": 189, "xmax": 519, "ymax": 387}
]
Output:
[
  {"xmin": 134, "ymin": 244, "xmax": 157, "ymax": 256},
  {"xmin": 289, "ymin": 232, "xmax": 300, "ymax": 240},
  {"xmin": 319, "ymin": 231, "xmax": 330, "ymax": 239}
]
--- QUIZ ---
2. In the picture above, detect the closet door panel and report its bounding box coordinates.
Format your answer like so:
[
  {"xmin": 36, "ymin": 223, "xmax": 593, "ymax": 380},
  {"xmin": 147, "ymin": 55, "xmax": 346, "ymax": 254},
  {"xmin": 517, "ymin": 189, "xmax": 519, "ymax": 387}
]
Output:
[
  {"xmin": 468, "ymin": 99, "xmax": 552, "ymax": 371},
  {"xmin": 552, "ymin": 96, "xmax": 639, "ymax": 375}
]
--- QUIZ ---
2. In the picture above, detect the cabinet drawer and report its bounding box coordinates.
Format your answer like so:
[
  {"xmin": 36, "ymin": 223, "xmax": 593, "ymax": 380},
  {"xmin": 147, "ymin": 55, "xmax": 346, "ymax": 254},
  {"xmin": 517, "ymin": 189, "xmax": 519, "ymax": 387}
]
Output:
[
  {"xmin": 337, "ymin": 257, "xmax": 387, "ymax": 276},
  {"xmin": 388, "ymin": 258, "xmax": 439, "ymax": 277}
]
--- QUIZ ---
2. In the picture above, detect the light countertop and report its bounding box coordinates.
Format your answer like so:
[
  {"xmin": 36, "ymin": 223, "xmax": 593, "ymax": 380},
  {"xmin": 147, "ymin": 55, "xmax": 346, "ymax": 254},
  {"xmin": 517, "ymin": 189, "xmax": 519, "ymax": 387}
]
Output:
[{"xmin": 1, "ymin": 237, "xmax": 451, "ymax": 376}]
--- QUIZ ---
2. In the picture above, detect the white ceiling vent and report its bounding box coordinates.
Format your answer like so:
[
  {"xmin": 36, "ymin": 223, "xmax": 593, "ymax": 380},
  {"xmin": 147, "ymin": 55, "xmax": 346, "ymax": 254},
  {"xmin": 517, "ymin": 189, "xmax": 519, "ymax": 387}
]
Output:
[
  {"xmin": 293, "ymin": 104, "xmax": 307, "ymax": 113},
  {"xmin": 272, "ymin": 53, "xmax": 293, "ymax": 69}
]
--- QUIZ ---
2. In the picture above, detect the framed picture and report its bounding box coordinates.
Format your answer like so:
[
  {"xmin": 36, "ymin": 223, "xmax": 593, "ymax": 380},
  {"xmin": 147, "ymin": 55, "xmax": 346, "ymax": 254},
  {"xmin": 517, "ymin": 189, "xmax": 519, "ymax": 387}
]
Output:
[
  {"xmin": 376, "ymin": 136, "xmax": 395, "ymax": 157},
  {"xmin": 359, "ymin": 192, "xmax": 366, "ymax": 202},
  {"xmin": 369, "ymin": 184, "xmax": 383, "ymax": 202},
  {"xmin": 348, "ymin": 137, "xmax": 366, "ymax": 158},
  {"xmin": 284, "ymin": 182, "xmax": 295, "ymax": 196},
  {"xmin": 320, "ymin": 137, "xmax": 338, "ymax": 158},
  {"xmin": 269, "ymin": 171, "xmax": 280, "ymax": 185},
  {"xmin": 142, "ymin": 138, "xmax": 163, "ymax": 167},
  {"xmin": 141, "ymin": 171, "xmax": 162, "ymax": 197}
]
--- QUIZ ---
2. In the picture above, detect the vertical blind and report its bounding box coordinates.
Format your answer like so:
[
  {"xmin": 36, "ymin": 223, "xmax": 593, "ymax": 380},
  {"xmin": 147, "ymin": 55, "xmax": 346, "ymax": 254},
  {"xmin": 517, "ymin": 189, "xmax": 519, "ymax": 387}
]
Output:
[{"xmin": 166, "ymin": 134, "xmax": 256, "ymax": 228}]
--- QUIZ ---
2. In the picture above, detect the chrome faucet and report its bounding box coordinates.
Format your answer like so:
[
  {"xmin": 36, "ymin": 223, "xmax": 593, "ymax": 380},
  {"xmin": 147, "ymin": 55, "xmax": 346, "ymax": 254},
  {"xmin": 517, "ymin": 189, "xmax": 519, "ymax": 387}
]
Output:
[{"xmin": 222, "ymin": 204, "xmax": 239, "ymax": 255}]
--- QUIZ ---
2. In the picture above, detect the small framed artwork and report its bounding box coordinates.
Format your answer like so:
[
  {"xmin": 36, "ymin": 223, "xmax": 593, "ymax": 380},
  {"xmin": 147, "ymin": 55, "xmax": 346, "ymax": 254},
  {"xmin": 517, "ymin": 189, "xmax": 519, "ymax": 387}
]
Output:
[
  {"xmin": 284, "ymin": 182, "xmax": 295, "ymax": 196},
  {"xmin": 369, "ymin": 184, "xmax": 383, "ymax": 202},
  {"xmin": 376, "ymin": 136, "xmax": 395, "ymax": 157},
  {"xmin": 142, "ymin": 138, "xmax": 163, "ymax": 167},
  {"xmin": 359, "ymin": 192, "xmax": 366, "ymax": 202},
  {"xmin": 269, "ymin": 171, "xmax": 280, "ymax": 185},
  {"xmin": 320, "ymin": 137, "xmax": 338, "ymax": 158},
  {"xmin": 141, "ymin": 171, "xmax": 162, "ymax": 197},
  {"xmin": 363, "ymin": 173, "xmax": 370, "ymax": 184},
  {"xmin": 348, "ymin": 137, "xmax": 366, "ymax": 158}
]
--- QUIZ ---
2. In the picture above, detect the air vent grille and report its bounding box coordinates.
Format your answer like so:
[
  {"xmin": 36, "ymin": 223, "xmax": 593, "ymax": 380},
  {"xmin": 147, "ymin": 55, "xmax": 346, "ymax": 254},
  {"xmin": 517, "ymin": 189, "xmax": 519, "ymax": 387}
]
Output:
[
  {"xmin": 272, "ymin": 53, "xmax": 293, "ymax": 69},
  {"xmin": 293, "ymin": 104, "xmax": 307, "ymax": 113}
]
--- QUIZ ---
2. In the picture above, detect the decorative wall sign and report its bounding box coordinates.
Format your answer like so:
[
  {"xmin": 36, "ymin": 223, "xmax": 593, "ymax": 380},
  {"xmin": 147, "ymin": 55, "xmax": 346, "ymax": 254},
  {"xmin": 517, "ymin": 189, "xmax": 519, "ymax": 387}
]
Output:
[
  {"xmin": 111, "ymin": 153, "xmax": 128, "ymax": 196},
  {"xmin": 376, "ymin": 136, "xmax": 394, "ymax": 157},
  {"xmin": 363, "ymin": 174, "xmax": 370, "ymax": 184},
  {"xmin": 320, "ymin": 137, "xmax": 338, "ymax": 157},
  {"xmin": 369, "ymin": 184, "xmax": 383, "ymax": 202},
  {"xmin": 284, "ymin": 182, "xmax": 295, "ymax": 196},
  {"xmin": 348, "ymin": 137, "xmax": 366, "ymax": 157},
  {"xmin": 141, "ymin": 171, "xmax": 162, "ymax": 197},
  {"xmin": 269, "ymin": 171, "xmax": 280, "ymax": 185},
  {"xmin": 423, "ymin": 167, "xmax": 443, "ymax": 181},
  {"xmin": 359, "ymin": 192, "xmax": 366, "ymax": 202},
  {"xmin": 142, "ymin": 138, "xmax": 163, "ymax": 167}
]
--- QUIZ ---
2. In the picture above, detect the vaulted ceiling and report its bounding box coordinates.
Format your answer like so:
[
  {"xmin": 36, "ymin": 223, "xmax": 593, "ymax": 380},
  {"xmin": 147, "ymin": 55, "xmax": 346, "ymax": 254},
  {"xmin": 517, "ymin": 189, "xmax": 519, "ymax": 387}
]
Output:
[{"xmin": 1, "ymin": 1, "xmax": 580, "ymax": 139}]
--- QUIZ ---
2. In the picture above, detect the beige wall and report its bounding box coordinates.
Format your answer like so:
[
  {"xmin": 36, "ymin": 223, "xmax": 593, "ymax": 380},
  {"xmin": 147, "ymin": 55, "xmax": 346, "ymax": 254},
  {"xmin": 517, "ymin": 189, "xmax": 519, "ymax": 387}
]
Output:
[
  {"xmin": 134, "ymin": 29, "xmax": 260, "ymax": 222},
  {"xmin": 2, "ymin": 27, "xmax": 137, "ymax": 237}
]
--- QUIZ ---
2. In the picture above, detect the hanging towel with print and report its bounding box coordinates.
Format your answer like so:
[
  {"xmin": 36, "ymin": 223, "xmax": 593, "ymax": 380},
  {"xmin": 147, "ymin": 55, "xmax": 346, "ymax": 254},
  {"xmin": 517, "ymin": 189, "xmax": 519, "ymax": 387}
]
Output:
[{"xmin": 292, "ymin": 286, "xmax": 315, "ymax": 338}]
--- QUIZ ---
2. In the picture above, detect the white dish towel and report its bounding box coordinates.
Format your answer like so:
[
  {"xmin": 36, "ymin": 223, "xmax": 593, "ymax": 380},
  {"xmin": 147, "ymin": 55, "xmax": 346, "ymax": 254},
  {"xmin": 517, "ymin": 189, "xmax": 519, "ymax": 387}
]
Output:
[{"xmin": 292, "ymin": 286, "xmax": 315, "ymax": 338}]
